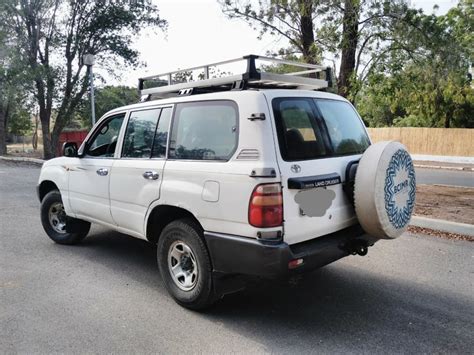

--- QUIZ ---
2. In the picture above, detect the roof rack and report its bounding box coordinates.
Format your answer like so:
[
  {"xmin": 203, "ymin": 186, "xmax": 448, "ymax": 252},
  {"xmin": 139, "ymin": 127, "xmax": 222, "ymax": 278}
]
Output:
[{"xmin": 138, "ymin": 54, "xmax": 332, "ymax": 101}]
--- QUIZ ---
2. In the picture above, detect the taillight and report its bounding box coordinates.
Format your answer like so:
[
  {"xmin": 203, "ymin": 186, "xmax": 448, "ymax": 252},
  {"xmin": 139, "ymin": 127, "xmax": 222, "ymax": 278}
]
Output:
[{"xmin": 248, "ymin": 183, "xmax": 283, "ymax": 228}]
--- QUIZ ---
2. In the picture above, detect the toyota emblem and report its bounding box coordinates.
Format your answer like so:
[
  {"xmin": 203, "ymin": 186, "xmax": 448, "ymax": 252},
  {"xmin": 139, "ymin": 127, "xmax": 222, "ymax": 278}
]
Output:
[{"xmin": 291, "ymin": 164, "xmax": 301, "ymax": 173}]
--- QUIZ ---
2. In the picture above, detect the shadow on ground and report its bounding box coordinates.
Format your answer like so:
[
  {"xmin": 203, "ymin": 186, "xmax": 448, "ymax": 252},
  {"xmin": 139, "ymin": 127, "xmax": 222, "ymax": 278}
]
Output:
[{"xmin": 53, "ymin": 228, "xmax": 473, "ymax": 353}]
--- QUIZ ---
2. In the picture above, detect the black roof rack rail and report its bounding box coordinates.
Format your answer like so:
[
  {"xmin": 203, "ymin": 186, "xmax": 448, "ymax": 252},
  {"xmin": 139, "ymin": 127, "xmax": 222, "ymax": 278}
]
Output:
[{"xmin": 138, "ymin": 54, "xmax": 331, "ymax": 101}]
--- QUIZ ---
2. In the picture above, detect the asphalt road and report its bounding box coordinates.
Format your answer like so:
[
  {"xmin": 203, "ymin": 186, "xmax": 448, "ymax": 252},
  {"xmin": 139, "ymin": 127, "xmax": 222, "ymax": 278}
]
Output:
[
  {"xmin": 416, "ymin": 167, "xmax": 474, "ymax": 187},
  {"xmin": 1, "ymin": 161, "xmax": 473, "ymax": 354}
]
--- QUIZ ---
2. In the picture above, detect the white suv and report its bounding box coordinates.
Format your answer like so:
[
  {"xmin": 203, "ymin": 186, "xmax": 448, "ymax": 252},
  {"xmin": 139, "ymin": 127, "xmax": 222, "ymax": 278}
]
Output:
[{"xmin": 37, "ymin": 56, "xmax": 416, "ymax": 309}]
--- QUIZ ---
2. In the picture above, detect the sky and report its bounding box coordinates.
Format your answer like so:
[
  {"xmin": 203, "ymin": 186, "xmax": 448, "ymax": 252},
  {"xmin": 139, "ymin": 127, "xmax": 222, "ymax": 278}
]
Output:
[{"xmin": 103, "ymin": 0, "xmax": 459, "ymax": 87}]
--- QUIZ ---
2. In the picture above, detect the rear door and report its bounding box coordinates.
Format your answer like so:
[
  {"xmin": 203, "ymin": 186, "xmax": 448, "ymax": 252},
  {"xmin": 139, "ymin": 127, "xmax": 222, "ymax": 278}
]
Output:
[
  {"xmin": 109, "ymin": 106, "xmax": 172, "ymax": 236},
  {"xmin": 268, "ymin": 95, "xmax": 370, "ymax": 245}
]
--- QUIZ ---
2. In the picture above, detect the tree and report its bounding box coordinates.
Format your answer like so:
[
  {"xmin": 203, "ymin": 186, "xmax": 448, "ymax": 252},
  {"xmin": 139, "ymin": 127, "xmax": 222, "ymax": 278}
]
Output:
[
  {"xmin": 78, "ymin": 85, "xmax": 138, "ymax": 128},
  {"xmin": 220, "ymin": 0, "xmax": 413, "ymax": 98},
  {"xmin": 221, "ymin": 0, "xmax": 321, "ymax": 64},
  {"xmin": 0, "ymin": 23, "xmax": 31, "ymax": 155},
  {"xmin": 356, "ymin": 0, "xmax": 474, "ymax": 128},
  {"xmin": 1, "ymin": 0, "xmax": 166, "ymax": 159},
  {"xmin": 8, "ymin": 106, "xmax": 32, "ymax": 137}
]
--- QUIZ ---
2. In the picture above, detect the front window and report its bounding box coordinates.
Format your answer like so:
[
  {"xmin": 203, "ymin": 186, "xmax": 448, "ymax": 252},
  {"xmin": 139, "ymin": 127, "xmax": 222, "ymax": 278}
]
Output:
[{"xmin": 86, "ymin": 113, "xmax": 125, "ymax": 157}]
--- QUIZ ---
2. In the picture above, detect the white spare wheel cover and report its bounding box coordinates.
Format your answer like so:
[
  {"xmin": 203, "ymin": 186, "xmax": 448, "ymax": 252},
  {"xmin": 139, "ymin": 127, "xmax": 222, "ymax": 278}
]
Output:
[{"xmin": 354, "ymin": 141, "xmax": 416, "ymax": 239}]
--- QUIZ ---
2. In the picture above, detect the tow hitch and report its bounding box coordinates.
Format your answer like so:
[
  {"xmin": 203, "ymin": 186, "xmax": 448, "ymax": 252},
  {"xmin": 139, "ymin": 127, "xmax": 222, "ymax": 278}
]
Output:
[{"xmin": 346, "ymin": 239, "xmax": 369, "ymax": 256}]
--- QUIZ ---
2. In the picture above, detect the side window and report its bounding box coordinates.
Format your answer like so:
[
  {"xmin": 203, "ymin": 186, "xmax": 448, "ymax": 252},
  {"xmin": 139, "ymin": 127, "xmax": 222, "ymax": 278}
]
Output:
[
  {"xmin": 122, "ymin": 108, "xmax": 161, "ymax": 158},
  {"xmin": 273, "ymin": 99, "xmax": 327, "ymax": 161},
  {"xmin": 151, "ymin": 107, "xmax": 172, "ymax": 158},
  {"xmin": 169, "ymin": 101, "xmax": 238, "ymax": 161},
  {"xmin": 86, "ymin": 114, "xmax": 125, "ymax": 158}
]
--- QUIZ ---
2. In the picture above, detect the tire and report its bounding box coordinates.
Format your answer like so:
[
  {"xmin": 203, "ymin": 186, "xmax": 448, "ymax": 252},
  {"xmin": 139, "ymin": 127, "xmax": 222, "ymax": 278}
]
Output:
[
  {"xmin": 40, "ymin": 190, "xmax": 90, "ymax": 245},
  {"xmin": 157, "ymin": 219, "xmax": 216, "ymax": 310},
  {"xmin": 354, "ymin": 141, "xmax": 416, "ymax": 239}
]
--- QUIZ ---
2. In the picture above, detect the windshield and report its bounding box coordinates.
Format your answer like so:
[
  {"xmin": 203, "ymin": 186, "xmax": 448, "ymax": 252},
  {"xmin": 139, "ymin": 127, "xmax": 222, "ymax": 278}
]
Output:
[{"xmin": 272, "ymin": 98, "xmax": 370, "ymax": 161}]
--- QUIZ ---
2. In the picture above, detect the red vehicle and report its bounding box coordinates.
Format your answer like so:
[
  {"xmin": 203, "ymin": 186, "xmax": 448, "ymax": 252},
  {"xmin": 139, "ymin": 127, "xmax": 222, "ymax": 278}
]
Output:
[{"xmin": 57, "ymin": 130, "xmax": 88, "ymax": 156}]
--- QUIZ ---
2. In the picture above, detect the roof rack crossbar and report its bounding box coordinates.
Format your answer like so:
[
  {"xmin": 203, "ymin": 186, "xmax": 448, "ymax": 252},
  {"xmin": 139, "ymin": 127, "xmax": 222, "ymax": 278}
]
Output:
[{"xmin": 138, "ymin": 54, "xmax": 331, "ymax": 99}]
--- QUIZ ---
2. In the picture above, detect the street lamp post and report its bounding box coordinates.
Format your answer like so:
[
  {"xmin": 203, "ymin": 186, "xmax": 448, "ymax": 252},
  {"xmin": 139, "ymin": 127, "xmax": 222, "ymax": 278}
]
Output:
[{"xmin": 83, "ymin": 54, "xmax": 96, "ymax": 126}]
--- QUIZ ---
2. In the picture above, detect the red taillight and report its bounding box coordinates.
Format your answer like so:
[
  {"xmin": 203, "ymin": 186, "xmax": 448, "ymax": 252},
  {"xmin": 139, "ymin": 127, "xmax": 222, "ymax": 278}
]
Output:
[
  {"xmin": 288, "ymin": 258, "xmax": 304, "ymax": 269},
  {"xmin": 248, "ymin": 183, "xmax": 283, "ymax": 228}
]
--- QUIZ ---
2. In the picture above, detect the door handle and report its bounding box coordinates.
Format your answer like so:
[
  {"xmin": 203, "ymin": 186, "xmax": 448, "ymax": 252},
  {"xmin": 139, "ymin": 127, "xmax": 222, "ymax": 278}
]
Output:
[
  {"xmin": 96, "ymin": 168, "xmax": 108, "ymax": 176},
  {"xmin": 143, "ymin": 171, "xmax": 159, "ymax": 180}
]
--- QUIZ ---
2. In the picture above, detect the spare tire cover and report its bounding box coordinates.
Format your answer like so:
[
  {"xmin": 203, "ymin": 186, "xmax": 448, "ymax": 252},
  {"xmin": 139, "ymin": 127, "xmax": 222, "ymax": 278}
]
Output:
[{"xmin": 354, "ymin": 141, "xmax": 416, "ymax": 239}]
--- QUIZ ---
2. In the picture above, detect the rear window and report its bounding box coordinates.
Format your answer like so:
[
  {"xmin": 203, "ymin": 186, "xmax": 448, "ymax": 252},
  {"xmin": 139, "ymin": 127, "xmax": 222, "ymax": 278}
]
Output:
[
  {"xmin": 272, "ymin": 98, "xmax": 369, "ymax": 161},
  {"xmin": 315, "ymin": 99, "xmax": 370, "ymax": 155}
]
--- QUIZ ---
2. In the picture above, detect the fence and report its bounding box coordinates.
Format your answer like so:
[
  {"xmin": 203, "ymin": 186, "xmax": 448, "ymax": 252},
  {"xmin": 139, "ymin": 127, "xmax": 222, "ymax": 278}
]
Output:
[{"xmin": 367, "ymin": 127, "xmax": 474, "ymax": 157}]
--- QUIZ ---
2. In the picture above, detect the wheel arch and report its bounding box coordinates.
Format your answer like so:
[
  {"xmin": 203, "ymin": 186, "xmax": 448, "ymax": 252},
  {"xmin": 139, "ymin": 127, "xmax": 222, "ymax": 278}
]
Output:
[
  {"xmin": 38, "ymin": 180, "xmax": 59, "ymax": 202},
  {"xmin": 145, "ymin": 204, "xmax": 203, "ymax": 244}
]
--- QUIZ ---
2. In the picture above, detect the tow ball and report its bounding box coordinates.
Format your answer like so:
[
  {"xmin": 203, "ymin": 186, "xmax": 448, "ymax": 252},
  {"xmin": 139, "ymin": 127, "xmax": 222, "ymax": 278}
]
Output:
[{"xmin": 346, "ymin": 239, "xmax": 369, "ymax": 256}]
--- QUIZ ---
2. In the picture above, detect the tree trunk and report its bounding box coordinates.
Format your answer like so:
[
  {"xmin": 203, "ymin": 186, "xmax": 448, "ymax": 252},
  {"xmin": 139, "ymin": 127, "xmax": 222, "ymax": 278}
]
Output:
[
  {"xmin": 299, "ymin": 0, "xmax": 316, "ymax": 64},
  {"xmin": 0, "ymin": 109, "xmax": 6, "ymax": 155},
  {"xmin": 338, "ymin": 0, "xmax": 360, "ymax": 98},
  {"xmin": 51, "ymin": 118, "xmax": 66, "ymax": 157},
  {"xmin": 40, "ymin": 109, "xmax": 54, "ymax": 159},
  {"xmin": 445, "ymin": 110, "xmax": 452, "ymax": 128}
]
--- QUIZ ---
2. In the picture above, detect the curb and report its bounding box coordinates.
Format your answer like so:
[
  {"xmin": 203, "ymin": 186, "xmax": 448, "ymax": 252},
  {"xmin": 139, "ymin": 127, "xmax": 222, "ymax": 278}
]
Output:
[
  {"xmin": 411, "ymin": 154, "xmax": 474, "ymax": 164},
  {"xmin": 414, "ymin": 164, "xmax": 474, "ymax": 172},
  {"xmin": 411, "ymin": 216, "xmax": 474, "ymax": 237},
  {"xmin": 0, "ymin": 156, "xmax": 44, "ymax": 165}
]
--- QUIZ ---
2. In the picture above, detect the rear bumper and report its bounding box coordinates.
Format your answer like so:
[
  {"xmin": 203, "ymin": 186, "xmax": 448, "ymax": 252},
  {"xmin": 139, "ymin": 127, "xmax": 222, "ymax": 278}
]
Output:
[{"xmin": 204, "ymin": 224, "xmax": 373, "ymax": 279}]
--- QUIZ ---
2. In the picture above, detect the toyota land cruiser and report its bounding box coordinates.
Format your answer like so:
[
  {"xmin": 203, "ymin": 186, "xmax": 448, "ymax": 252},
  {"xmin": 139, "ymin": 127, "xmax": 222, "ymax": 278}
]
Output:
[{"xmin": 37, "ymin": 55, "xmax": 416, "ymax": 309}]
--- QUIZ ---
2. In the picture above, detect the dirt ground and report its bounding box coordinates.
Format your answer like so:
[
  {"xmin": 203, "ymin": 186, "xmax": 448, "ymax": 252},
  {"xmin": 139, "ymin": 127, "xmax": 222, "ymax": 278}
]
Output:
[
  {"xmin": 415, "ymin": 184, "xmax": 474, "ymax": 225},
  {"xmin": 6, "ymin": 143, "xmax": 43, "ymax": 159}
]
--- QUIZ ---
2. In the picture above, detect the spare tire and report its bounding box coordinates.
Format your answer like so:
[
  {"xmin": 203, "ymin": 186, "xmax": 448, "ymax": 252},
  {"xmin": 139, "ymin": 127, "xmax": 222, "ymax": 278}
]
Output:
[{"xmin": 354, "ymin": 141, "xmax": 416, "ymax": 239}]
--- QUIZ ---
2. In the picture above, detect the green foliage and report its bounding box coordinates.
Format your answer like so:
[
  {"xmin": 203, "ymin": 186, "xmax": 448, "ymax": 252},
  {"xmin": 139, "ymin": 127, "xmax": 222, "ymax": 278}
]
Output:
[
  {"xmin": 358, "ymin": 67, "xmax": 473, "ymax": 128},
  {"xmin": 221, "ymin": 0, "xmax": 321, "ymax": 63},
  {"xmin": 259, "ymin": 54, "xmax": 306, "ymax": 74},
  {"xmin": 0, "ymin": 0, "xmax": 167, "ymax": 158},
  {"xmin": 221, "ymin": 0, "xmax": 414, "ymax": 95},
  {"xmin": 355, "ymin": 0, "xmax": 474, "ymax": 128},
  {"xmin": 8, "ymin": 107, "xmax": 32, "ymax": 136},
  {"xmin": 79, "ymin": 86, "xmax": 139, "ymax": 128},
  {"xmin": 0, "ymin": 23, "xmax": 33, "ymax": 151}
]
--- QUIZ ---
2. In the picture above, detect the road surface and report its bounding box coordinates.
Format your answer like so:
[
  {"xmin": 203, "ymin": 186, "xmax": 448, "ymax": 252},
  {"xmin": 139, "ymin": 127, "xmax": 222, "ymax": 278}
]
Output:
[
  {"xmin": 1, "ymin": 161, "xmax": 473, "ymax": 353},
  {"xmin": 416, "ymin": 167, "xmax": 473, "ymax": 187}
]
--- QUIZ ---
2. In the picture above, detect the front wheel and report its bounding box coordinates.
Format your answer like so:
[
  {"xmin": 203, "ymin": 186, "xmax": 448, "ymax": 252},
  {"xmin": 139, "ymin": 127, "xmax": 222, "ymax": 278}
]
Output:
[
  {"xmin": 157, "ymin": 219, "xmax": 215, "ymax": 310},
  {"xmin": 40, "ymin": 190, "xmax": 90, "ymax": 245}
]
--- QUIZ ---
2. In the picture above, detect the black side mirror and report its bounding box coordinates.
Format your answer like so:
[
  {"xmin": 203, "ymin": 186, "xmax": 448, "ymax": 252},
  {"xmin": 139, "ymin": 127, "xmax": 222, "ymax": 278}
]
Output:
[{"xmin": 63, "ymin": 142, "xmax": 78, "ymax": 157}]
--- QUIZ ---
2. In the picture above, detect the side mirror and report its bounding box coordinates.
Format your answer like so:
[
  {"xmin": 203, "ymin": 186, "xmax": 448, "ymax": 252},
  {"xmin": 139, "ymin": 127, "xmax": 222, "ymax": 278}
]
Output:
[{"xmin": 63, "ymin": 142, "xmax": 78, "ymax": 157}]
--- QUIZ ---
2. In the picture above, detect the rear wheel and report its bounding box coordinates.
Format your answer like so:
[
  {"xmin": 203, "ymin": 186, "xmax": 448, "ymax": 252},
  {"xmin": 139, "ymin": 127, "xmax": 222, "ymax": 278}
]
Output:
[
  {"xmin": 40, "ymin": 190, "xmax": 90, "ymax": 245},
  {"xmin": 157, "ymin": 219, "xmax": 215, "ymax": 310}
]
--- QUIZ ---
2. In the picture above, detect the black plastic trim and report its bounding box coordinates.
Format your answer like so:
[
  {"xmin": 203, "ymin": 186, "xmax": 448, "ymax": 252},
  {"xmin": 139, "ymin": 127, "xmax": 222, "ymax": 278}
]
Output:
[
  {"xmin": 343, "ymin": 160, "xmax": 359, "ymax": 206},
  {"xmin": 287, "ymin": 173, "xmax": 341, "ymax": 190},
  {"xmin": 204, "ymin": 224, "xmax": 370, "ymax": 279}
]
